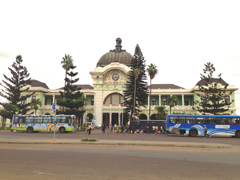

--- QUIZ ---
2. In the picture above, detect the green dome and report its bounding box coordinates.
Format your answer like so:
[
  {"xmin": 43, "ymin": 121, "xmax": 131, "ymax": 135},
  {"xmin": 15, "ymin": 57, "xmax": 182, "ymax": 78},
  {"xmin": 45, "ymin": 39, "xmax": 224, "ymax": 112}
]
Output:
[{"xmin": 96, "ymin": 38, "xmax": 133, "ymax": 67}]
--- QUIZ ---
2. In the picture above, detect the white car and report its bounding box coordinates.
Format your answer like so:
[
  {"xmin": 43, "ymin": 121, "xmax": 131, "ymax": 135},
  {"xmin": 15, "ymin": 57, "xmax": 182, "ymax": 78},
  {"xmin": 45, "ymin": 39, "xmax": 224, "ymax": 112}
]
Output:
[{"xmin": 83, "ymin": 122, "xmax": 99, "ymax": 129}]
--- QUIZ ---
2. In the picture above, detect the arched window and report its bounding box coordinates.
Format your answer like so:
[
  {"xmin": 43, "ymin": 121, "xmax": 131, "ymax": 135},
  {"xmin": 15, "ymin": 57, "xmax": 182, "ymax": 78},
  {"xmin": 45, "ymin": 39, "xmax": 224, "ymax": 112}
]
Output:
[{"xmin": 103, "ymin": 93, "xmax": 123, "ymax": 105}]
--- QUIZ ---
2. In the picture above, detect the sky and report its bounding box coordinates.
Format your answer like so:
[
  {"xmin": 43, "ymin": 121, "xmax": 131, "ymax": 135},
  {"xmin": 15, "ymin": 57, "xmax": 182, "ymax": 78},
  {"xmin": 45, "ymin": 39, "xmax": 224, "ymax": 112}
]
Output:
[{"xmin": 0, "ymin": 0, "xmax": 240, "ymax": 113}]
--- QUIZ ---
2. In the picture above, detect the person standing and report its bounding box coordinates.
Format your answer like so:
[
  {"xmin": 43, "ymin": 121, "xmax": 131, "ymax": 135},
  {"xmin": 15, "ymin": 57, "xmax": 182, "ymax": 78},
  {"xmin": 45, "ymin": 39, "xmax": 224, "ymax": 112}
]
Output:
[{"xmin": 204, "ymin": 125, "xmax": 208, "ymax": 138}]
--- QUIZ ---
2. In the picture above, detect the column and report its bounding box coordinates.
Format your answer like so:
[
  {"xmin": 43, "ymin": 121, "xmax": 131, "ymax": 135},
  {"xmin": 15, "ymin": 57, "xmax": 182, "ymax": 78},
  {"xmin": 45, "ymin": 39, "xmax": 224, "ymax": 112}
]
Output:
[
  {"xmin": 159, "ymin": 95, "xmax": 161, "ymax": 106},
  {"xmin": 182, "ymin": 95, "xmax": 184, "ymax": 107},
  {"xmin": 118, "ymin": 104, "xmax": 121, "ymax": 125},
  {"xmin": 110, "ymin": 104, "xmax": 112, "ymax": 126}
]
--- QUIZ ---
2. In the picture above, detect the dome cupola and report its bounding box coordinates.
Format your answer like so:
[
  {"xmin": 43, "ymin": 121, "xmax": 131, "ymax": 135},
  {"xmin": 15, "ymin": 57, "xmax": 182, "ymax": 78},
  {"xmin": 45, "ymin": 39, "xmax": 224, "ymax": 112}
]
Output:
[{"xmin": 96, "ymin": 38, "xmax": 133, "ymax": 67}]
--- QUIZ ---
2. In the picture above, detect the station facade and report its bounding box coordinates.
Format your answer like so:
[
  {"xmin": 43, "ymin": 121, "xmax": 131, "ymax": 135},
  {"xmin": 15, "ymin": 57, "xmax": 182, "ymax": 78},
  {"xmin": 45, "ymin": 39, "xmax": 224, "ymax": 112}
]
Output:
[{"xmin": 18, "ymin": 38, "xmax": 238, "ymax": 127}]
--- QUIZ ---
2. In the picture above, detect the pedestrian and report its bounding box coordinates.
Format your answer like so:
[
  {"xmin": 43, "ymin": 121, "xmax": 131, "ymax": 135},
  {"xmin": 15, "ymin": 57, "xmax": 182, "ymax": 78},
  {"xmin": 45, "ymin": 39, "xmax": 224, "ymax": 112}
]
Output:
[
  {"xmin": 204, "ymin": 125, "xmax": 208, "ymax": 138},
  {"xmin": 107, "ymin": 125, "xmax": 111, "ymax": 134},
  {"xmin": 146, "ymin": 125, "xmax": 149, "ymax": 133},
  {"xmin": 88, "ymin": 124, "xmax": 91, "ymax": 135},
  {"xmin": 102, "ymin": 124, "xmax": 106, "ymax": 133},
  {"xmin": 116, "ymin": 124, "xmax": 119, "ymax": 133},
  {"xmin": 160, "ymin": 125, "xmax": 163, "ymax": 134},
  {"xmin": 155, "ymin": 126, "xmax": 158, "ymax": 134},
  {"xmin": 121, "ymin": 124, "xmax": 124, "ymax": 133}
]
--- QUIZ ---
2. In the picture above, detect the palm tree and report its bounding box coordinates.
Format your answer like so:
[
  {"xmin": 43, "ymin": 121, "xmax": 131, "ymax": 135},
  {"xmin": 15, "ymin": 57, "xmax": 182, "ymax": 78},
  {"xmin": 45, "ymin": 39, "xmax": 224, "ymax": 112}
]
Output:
[
  {"xmin": 30, "ymin": 99, "xmax": 42, "ymax": 115},
  {"xmin": 155, "ymin": 106, "xmax": 167, "ymax": 120},
  {"xmin": 61, "ymin": 54, "xmax": 73, "ymax": 86},
  {"xmin": 167, "ymin": 95, "xmax": 178, "ymax": 114},
  {"xmin": 147, "ymin": 64, "xmax": 158, "ymax": 120},
  {"xmin": 132, "ymin": 68, "xmax": 141, "ymax": 122}
]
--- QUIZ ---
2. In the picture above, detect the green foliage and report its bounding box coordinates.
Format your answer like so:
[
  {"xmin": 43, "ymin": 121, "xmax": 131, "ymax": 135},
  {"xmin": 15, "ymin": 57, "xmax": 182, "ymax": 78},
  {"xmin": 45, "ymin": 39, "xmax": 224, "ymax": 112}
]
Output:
[
  {"xmin": 58, "ymin": 64, "xmax": 85, "ymax": 121},
  {"xmin": 193, "ymin": 62, "xmax": 233, "ymax": 115},
  {"xmin": 61, "ymin": 54, "xmax": 74, "ymax": 86},
  {"xmin": 30, "ymin": 99, "xmax": 42, "ymax": 115},
  {"xmin": 0, "ymin": 55, "xmax": 34, "ymax": 119},
  {"xmin": 147, "ymin": 63, "xmax": 158, "ymax": 120},
  {"xmin": 166, "ymin": 95, "xmax": 178, "ymax": 114},
  {"xmin": 81, "ymin": 138, "xmax": 98, "ymax": 141},
  {"xmin": 155, "ymin": 106, "xmax": 167, "ymax": 120},
  {"xmin": 123, "ymin": 44, "xmax": 148, "ymax": 121}
]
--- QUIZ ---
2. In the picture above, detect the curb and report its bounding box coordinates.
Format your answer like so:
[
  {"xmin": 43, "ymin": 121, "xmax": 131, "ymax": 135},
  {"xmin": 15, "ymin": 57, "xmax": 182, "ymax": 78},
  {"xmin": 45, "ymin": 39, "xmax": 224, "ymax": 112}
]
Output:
[{"xmin": 0, "ymin": 139, "xmax": 232, "ymax": 148}]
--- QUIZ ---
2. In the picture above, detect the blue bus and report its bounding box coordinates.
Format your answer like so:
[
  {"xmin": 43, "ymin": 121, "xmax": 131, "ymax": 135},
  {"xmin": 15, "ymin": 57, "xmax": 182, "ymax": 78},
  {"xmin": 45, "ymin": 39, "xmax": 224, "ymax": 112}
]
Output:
[
  {"xmin": 12, "ymin": 115, "xmax": 77, "ymax": 133},
  {"xmin": 166, "ymin": 114, "xmax": 240, "ymax": 137}
]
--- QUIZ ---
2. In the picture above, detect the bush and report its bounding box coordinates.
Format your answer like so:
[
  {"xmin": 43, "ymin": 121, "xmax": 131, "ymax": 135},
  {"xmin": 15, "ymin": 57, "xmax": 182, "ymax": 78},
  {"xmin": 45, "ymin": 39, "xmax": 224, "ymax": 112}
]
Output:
[{"xmin": 81, "ymin": 138, "xmax": 98, "ymax": 141}]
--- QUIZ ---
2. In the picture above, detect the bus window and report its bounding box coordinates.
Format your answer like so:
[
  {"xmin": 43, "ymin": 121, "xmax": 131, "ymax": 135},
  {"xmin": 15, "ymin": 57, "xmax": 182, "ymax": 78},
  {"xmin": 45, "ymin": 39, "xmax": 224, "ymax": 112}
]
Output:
[
  {"xmin": 34, "ymin": 116, "xmax": 42, "ymax": 123},
  {"xmin": 42, "ymin": 116, "xmax": 51, "ymax": 123},
  {"xmin": 26, "ymin": 117, "xmax": 33, "ymax": 123},
  {"xmin": 13, "ymin": 116, "xmax": 18, "ymax": 123},
  {"xmin": 60, "ymin": 117, "xmax": 67, "ymax": 123}
]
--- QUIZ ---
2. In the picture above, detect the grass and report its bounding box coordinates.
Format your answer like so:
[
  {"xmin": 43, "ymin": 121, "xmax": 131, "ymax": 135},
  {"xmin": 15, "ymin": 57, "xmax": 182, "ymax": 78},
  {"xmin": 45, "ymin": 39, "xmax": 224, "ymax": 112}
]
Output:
[{"xmin": 81, "ymin": 138, "xmax": 98, "ymax": 141}]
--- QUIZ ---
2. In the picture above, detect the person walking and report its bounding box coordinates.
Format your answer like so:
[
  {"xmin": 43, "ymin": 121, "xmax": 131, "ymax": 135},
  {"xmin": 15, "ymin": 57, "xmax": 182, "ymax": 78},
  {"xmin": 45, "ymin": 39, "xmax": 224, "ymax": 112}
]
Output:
[
  {"xmin": 102, "ymin": 124, "xmax": 106, "ymax": 133},
  {"xmin": 88, "ymin": 124, "xmax": 92, "ymax": 135}
]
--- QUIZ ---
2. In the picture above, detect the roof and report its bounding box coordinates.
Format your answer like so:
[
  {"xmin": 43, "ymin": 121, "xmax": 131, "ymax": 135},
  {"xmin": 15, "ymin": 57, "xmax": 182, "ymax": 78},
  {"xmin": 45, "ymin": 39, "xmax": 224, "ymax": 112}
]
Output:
[
  {"xmin": 196, "ymin": 78, "xmax": 228, "ymax": 86},
  {"xmin": 31, "ymin": 79, "xmax": 49, "ymax": 89},
  {"xmin": 96, "ymin": 38, "xmax": 133, "ymax": 67},
  {"xmin": 58, "ymin": 84, "xmax": 93, "ymax": 90},
  {"xmin": 148, "ymin": 84, "xmax": 185, "ymax": 89}
]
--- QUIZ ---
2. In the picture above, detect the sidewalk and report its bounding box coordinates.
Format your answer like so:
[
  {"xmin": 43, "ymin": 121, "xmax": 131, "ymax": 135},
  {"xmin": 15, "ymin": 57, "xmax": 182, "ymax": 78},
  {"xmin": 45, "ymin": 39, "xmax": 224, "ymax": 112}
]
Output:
[{"xmin": 0, "ymin": 137, "xmax": 232, "ymax": 148}]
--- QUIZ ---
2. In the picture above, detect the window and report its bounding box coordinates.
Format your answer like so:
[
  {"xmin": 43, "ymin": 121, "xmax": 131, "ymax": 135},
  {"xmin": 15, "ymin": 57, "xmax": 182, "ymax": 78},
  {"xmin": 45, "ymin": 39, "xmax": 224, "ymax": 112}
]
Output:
[
  {"xmin": 152, "ymin": 98, "xmax": 156, "ymax": 105},
  {"xmin": 201, "ymin": 96, "xmax": 206, "ymax": 103},
  {"xmin": 225, "ymin": 96, "xmax": 230, "ymax": 104},
  {"xmin": 162, "ymin": 98, "xmax": 167, "ymax": 105},
  {"xmin": 91, "ymin": 98, "xmax": 94, "ymax": 105},
  {"xmin": 33, "ymin": 116, "xmax": 42, "ymax": 123},
  {"xmin": 42, "ymin": 116, "xmax": 52, "ymax": 123},
  {"xmin": 32, "ymin": 95, "xmax": 36, "ymax": 100},
  {"xmin": 184, "ymin": 98, "xmax": 189, "ymax": 106},
  {"xmin": 21, "ymin": 96, "xmax": 26, "ymax": 105}
]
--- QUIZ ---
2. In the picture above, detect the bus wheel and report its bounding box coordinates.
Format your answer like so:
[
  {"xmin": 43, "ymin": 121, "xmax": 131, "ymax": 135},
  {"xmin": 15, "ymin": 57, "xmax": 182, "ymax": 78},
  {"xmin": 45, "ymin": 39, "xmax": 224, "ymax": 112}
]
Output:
[
  {"xmin": 189, "ymin": 129, "xmax": 198, "ymax": 137},
  {"xmin": 27, "ymin": 127, "xmax": 33, "ymax": 133},
  {"xmin": 59, "ymin": 127, "xmax": 65, "ymax": 133},
  {"xmin": 235, "ymin": 130, "xmax": 240, "ymax": 138}
]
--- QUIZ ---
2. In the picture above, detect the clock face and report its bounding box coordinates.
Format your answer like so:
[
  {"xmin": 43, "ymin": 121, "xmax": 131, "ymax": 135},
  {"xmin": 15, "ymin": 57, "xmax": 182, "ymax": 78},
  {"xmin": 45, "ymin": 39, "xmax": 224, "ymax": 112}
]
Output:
[{"xmin": 112, "ymin": 73, "xmax": 119, "ymax": 81}]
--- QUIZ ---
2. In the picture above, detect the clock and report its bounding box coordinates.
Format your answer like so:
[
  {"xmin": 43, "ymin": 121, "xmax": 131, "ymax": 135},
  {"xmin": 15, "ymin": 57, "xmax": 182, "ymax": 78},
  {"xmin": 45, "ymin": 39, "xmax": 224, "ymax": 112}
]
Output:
[{"xmin": 112, "ymin": 73, "xmax": 119, "ymax": 81}]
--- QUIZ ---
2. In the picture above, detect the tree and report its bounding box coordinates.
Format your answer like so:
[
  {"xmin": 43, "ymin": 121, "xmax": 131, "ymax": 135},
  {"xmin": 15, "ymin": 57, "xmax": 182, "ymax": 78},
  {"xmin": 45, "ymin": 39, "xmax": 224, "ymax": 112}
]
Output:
[
  {"xmin": 0, "ymin": 55, "xmax": 34, "ymax": 120},
  {"xmin": 30, "ymin": 99, "xmax": 42, "ymax": 115},
  {"xmin": 147, "ymin": 63, "xmax": 158, "ymax": 120},
  {"xmin": 123, "ymin": 44, "xmax": 148, "ymax": 122},
  {"xmin": 132, "ymin": 68, "xmax": 141, "ymax": 121},
  {"xmin": 57, "ymin": 65, "xmax": 85, "ymax": 123},
  {"xmin": 61, "ymin": 54, "xmax": 73, "ymax": 86},
  {"xmin": 193, "ymin": 62, "xmax": 233, "ymax": 115},
  {"xmin": 167, "ymin": 95, "xmax": 178, "ymax": 114},
  {"xmin": 155, "ymin": 106, "xmax": 168, "ymax": 120}
]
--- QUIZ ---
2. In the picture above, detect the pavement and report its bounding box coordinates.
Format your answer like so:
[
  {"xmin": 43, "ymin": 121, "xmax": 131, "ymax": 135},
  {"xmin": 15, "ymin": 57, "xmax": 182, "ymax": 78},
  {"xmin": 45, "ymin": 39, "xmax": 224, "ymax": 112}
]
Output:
[{"xmin": 0, "ymin": 131, "xmax": 233, "ymax": 148}]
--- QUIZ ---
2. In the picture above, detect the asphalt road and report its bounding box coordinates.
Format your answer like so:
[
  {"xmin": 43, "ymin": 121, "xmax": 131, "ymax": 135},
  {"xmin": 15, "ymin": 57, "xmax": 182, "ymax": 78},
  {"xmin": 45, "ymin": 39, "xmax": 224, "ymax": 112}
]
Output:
[{"xmin": 1, "ymin": 143, "xmax": 240, "ymax": 180}]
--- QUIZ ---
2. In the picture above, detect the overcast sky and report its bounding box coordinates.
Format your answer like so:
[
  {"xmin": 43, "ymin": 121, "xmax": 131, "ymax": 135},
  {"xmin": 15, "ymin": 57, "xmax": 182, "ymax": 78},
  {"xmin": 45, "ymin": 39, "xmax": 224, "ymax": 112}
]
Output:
[{"xmin": 0, "ymin": 0, "xmax": 240, "ymax": 113}]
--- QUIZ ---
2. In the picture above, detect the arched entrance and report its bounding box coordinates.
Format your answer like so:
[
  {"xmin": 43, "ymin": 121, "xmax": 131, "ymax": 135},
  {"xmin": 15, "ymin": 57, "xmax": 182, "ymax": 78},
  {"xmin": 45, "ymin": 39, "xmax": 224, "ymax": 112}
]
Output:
[
  {"xmin": 150, "ymin": 114, "xmax": 157, "ymax": 120},
  {"xmin": 102, "ymin": 93, "xmax": 124, "ymax": 126},
  {"xmin": 139, "ymin": 114, "xmax": 147, "ymax": 120}
]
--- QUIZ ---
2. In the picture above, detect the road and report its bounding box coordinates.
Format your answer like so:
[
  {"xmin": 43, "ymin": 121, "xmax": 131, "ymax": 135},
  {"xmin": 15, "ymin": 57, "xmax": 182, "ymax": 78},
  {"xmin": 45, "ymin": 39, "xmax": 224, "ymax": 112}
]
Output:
[
  {"xmin": 1, "ymin": 130, "xmax": 240, "ymax": 180},
  {"xmin": 1, "ymin": 144, "xmax": 240, "ymax": 180}
]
